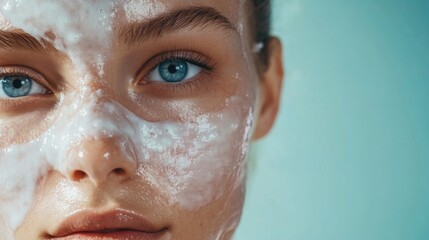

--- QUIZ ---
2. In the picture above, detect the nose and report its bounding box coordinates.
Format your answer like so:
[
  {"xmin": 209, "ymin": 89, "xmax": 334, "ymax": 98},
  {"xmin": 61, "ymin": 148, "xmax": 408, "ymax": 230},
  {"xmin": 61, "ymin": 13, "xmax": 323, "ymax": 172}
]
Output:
[{"xmin": 64, "ymin": 136, "xmax": 137, "ymax": 186}]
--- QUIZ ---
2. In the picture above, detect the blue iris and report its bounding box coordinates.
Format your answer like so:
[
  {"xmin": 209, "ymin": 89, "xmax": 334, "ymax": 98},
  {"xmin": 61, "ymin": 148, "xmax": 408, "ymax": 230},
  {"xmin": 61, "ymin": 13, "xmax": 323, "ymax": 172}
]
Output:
[
  {"xmin": 158, "ymin": 59, "xmax": 188, "ymax": 82},
  {"xmin": 1, "ymin": 76, "xmax": 33, "ymax": 98}
]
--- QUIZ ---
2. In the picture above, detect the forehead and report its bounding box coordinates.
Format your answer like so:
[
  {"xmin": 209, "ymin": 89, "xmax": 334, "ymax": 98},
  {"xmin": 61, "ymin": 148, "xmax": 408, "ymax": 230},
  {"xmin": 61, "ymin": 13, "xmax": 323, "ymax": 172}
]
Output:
[
  {"xmin": 0, "ymin": 0, "xmax": 245, "ymax": 32},
  {"xmin": 0, "ymin": 0, "xmax": 252, "ymax": 60},
  {"xmin": 120, "ymin": 0, "xmax": 244, "ymax": 21}
]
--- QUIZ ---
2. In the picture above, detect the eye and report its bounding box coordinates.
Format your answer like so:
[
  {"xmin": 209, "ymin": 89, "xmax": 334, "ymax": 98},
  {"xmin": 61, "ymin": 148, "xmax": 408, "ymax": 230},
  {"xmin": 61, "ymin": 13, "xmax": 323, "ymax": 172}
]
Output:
[
  {"xmin": 149, "ymin": 59, "xmax": 202, "ymax": 83},
  {"xmin": 0, "ymin": 75, "xmax": 49, "ymax": 98}
]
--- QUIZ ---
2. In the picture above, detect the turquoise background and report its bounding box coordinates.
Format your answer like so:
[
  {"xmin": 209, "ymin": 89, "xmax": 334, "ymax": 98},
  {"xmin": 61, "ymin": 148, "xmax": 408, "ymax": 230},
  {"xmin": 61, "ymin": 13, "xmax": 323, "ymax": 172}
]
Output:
[{"xmin": 236, "ymin": 0, "xmax": 429, "ymax": 239}]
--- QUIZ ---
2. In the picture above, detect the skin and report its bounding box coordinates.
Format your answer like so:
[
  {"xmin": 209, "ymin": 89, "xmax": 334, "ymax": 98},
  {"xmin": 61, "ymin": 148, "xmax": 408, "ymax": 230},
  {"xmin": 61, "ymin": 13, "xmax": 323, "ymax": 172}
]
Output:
[{"xmin": 0, "ymin": 0, "xmax": 283, "ymax": 239}]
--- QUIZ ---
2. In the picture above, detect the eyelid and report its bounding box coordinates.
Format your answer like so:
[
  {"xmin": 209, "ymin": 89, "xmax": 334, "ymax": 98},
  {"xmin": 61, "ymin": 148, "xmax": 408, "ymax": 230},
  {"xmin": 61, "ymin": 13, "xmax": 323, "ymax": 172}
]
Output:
[
  {"xmin": 0, "ymin": 66, "xmax": 53, "ymax": 94},
  {"xmin": 155, "ymin": 51, "xmax": 213, "ymax": 70},
  {"xmin": 135, "ymin": 50, "xmax": 215, "ymax": 86}
]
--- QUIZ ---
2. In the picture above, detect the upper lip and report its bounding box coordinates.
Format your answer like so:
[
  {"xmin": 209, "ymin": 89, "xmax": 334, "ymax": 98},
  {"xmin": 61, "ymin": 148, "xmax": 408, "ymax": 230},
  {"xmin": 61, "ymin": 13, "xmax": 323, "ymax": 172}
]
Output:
[{"xmin": 50, "ymin": 208, "xmax": 167, "ymax": 237}]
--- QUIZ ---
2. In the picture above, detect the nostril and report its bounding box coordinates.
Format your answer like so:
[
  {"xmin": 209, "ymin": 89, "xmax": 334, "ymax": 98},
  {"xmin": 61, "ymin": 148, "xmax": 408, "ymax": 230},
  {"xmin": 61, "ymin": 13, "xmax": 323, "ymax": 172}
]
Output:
[
  {"xmin": 72, "ymin": 170, "xmax": 87, "ymax": 181},
  {"xmin": 113, "ymin": 168, "xmax": 126, "ymax": 176}
]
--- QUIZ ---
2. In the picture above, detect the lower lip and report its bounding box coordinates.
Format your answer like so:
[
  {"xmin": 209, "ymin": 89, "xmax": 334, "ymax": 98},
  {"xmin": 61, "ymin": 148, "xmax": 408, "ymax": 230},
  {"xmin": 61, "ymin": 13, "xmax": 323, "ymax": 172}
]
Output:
[{"xmin": 53, "ymin": 230, "xmax": 167, "ymax": 240}]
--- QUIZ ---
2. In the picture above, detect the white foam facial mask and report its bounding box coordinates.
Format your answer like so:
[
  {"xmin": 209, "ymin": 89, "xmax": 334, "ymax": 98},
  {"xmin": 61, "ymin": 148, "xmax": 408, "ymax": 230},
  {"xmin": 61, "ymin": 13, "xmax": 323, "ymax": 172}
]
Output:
[
  {"xmin": 0, "ymin": 1, "xmax": 256, "ymax": 239},
  {"xmin": 123, "ymin": 0, "xmax": 167, "ymax": 22}
]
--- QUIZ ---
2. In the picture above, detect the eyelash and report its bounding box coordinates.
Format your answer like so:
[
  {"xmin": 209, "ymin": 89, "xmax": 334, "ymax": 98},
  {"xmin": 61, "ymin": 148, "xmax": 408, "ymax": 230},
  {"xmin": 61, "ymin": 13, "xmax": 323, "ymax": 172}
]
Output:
[
  {"xmin": 0, "ymin": 67, "xmax": 52, "ymax": 94},
  {"xmin": 157, "ymin": 51, "xmax": 213, "ymax": 70},
  {"xmin": 1, "ymin": 68, "xmax": 37, "ymax": 83},
  {"xmin": 0, "ymin": 51, "xmax": 216, "ymax": 99},
  {"xmin": 141, "ymin": 51, "xmax": 216, "ymax": 92}
]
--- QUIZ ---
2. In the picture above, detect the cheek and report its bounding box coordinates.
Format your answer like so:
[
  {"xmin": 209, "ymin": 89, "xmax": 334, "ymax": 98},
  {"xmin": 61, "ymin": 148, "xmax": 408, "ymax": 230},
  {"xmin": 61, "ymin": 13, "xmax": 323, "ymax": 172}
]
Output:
[
  {"xmin": 147, "ymin": 108, "xmax": 252, "ymax": 210},
  {"xmin": 0, "ymin": 143, "xmax": 45, "ymax": 239},
  {"xmin": 0, "ymin": 106, "xmax": 58, "ymax": 147},
  {"xmin": 133, "ymin": 98, "xmax": 255, "ymax": 210}
]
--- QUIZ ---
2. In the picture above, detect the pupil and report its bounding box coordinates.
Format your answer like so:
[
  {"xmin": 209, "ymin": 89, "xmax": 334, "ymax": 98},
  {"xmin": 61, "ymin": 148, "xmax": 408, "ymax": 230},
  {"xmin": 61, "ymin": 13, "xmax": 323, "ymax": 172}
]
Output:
[
  {"xmin": 12, "ymin": 79, "xmax": 23, "ymax": 89},
  {"xmin": 168, "ymin": 64, "xmax": 178, "ymax": 73}
]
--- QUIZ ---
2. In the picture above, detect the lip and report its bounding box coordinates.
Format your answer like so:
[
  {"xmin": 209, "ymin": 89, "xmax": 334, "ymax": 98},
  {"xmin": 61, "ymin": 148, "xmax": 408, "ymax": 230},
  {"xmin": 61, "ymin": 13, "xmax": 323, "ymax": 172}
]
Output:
[{"xmin": 49, "ymin": 208, "xmax": 168, "ymax": 239}]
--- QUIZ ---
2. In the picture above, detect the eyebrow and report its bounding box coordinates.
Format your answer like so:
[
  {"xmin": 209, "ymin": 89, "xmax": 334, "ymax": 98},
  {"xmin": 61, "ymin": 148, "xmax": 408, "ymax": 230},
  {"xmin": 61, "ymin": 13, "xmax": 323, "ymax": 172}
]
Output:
[
  {"xmin": 0, "ymin": 30, "xmax": 56, "ymax": 52},
  {"xmin": 118, "ymin": 6, "xmax": 237, "ymax": 46},
  {"xmin": 0, "ymin": 7, "xmax": 236, "ymax": 52}
]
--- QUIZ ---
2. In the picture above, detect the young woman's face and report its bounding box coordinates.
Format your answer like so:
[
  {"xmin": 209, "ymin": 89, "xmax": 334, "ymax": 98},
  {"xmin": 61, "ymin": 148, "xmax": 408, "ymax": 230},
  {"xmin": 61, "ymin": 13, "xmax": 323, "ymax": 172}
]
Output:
[{"xmin": 0, "ymin": 0, "xmax": 266, "ymax": 239}]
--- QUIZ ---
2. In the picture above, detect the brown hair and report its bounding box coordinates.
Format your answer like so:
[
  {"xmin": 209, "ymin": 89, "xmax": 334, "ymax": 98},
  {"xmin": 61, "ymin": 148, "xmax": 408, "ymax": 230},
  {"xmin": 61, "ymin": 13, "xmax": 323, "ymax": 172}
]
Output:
[{"xmin": 250, "ymin": 0, "xmax": 271, "ymax": 67}]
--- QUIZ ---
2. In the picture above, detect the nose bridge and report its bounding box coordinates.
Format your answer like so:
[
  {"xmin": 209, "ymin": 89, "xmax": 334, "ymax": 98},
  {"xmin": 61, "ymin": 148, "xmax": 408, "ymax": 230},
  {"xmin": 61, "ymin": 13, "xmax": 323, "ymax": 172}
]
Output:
[
  {"xmin": 61, "ymin": 93, "xmax": 138, "ymax": 185},
  {"xmin": 69, "ymin": 90, "xmax": 133, "ymax": 141}
]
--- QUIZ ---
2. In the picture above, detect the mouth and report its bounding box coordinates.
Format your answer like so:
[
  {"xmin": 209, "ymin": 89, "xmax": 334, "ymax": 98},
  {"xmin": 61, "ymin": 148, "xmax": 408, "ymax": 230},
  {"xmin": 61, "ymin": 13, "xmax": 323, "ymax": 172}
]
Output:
[{"xmin": 47, "ymin": 208, "xmax": 169, "ymax": 240}]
